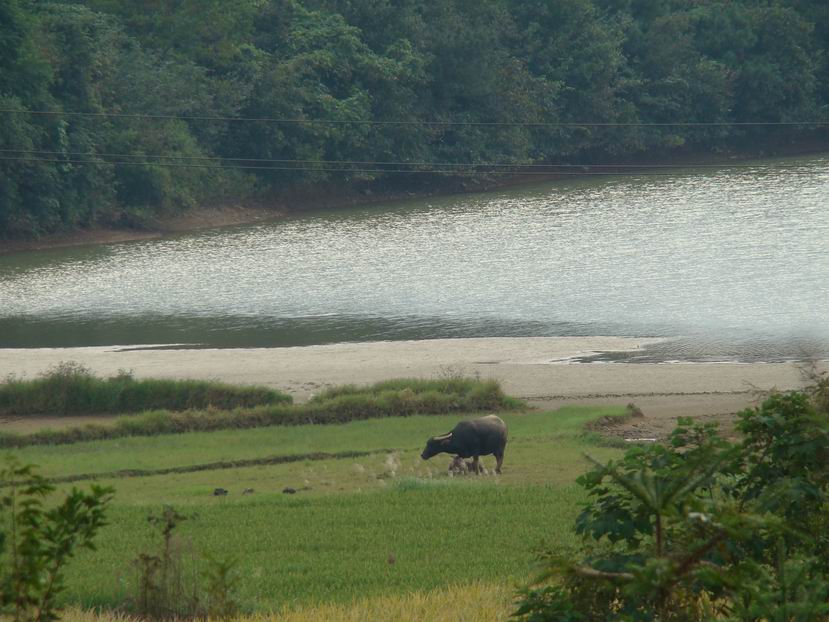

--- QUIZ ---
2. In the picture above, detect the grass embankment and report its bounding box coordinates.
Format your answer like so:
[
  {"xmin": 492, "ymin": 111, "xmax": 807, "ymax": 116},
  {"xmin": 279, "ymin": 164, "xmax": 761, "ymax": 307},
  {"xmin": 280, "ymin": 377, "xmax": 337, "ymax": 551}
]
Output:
[
  {"xmin": 1, "ymin": 405, "xmax": 627, "ymax": 614},
  {"xmin": 0, "ymin": 362, "xmax": 290, "ymax": 416},
  {"xmin": 0, "ymin": 374, "xmax": 521, "ymax": 449}
]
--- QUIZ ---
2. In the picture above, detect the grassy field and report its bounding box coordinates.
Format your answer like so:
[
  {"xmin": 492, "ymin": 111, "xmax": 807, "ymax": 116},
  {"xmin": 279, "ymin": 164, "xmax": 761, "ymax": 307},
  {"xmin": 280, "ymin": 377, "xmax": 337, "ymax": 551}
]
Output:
[
  {"xmin": 6, "ymin": 406, "xmax": 616, "ymax": 482},
  {"xmin": 1, "ymin": 403, "xmax": 627, "ymax": 617}
]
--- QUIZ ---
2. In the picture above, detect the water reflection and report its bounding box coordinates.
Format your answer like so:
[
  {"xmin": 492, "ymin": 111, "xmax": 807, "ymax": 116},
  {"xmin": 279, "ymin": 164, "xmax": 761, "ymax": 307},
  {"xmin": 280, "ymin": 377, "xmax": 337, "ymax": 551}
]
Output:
[{"xmin": 1, "ymin": 154, "xmax": 827, "ymax": 361}]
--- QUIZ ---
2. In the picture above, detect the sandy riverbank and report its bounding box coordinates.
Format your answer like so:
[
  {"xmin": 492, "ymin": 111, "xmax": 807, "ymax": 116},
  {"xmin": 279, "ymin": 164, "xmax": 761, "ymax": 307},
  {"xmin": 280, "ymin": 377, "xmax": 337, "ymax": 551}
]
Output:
[{"xmin": 1, "ymin": 337, "xmax": 821, "ymax": 436}]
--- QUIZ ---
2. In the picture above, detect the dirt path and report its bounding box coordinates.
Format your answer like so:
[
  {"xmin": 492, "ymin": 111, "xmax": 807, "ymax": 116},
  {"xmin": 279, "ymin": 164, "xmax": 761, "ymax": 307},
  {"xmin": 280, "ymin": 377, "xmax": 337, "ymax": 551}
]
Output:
[
  {"xmin": 0, "ymin": 414, "xmax": 118, "ymax": 434},
  {"xmin": 527, "ymin": 391, "xmax": 766, "ymax": 440},
  {"xmin": 533, "ymin": 394, "xmax": 755, "ymax": 441}
]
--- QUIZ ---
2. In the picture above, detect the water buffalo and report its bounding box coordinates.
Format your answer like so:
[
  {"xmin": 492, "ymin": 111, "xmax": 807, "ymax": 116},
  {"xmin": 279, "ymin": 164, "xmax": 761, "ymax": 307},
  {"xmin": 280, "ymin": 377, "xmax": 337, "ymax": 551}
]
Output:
[{"xmin": 421, "ymin": 414, "xmax": 508, "ymax": 474}]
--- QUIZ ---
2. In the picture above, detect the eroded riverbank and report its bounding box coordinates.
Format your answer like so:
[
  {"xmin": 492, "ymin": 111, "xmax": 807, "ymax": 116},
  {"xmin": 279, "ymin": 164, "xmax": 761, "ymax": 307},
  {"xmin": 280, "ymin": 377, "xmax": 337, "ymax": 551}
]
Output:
[{"xmin": 0, "ymin": 205, "xmax": 287, "ymax": 255}]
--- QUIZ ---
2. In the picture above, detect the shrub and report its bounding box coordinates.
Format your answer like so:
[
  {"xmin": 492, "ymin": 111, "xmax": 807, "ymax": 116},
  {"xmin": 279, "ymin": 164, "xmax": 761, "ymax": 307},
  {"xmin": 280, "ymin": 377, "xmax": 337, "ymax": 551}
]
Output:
[
  {"xmin": 515, "ymin": 384, "xmax": 829, "ymax": 621},
  {"xmin": 308, "ymin": 377, "xmax": 491, "ymax": 402},
  {"xmin": 0, "ymin": 362, "xmax": 291, "ymax": 417},
  {"xmin": 0, "ymin": 458, "xmax": 113, "ymax": 622},
  {"xmin": 129, "ymin": 506, "xmax": 240, "ymax": 620}
]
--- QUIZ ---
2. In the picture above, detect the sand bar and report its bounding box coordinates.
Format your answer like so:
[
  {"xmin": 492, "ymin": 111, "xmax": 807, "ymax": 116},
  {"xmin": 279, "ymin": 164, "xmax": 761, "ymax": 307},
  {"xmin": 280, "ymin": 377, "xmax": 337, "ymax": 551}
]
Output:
[{"xmin": 0, "ymin": 338, "xmax": 817, "ymax": 418}]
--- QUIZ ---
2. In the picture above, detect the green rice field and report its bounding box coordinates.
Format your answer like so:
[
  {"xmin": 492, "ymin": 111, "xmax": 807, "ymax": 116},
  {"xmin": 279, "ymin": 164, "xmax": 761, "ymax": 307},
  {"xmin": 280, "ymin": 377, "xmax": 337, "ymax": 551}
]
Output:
[{"xmin": 1, "ymin": 400, "xmax": 627, "ymax": 615}]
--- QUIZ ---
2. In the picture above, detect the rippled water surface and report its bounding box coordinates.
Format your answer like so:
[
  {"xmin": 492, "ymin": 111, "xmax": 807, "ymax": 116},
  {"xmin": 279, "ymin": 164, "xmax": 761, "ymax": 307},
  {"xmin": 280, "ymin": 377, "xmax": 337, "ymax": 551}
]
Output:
[{"xmin": 1, "ymin": 155, "xmax": 828, "ymax": 361}]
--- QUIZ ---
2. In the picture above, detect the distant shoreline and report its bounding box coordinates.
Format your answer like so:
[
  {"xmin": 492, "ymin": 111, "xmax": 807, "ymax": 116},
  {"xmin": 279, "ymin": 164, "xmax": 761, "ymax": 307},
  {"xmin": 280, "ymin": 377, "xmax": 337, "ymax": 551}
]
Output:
[
  {"xmin": 2, "ymin": 143, "xmax": 827, "ymax": 257},
  {"xmin": 0, "ymin": 204, "xmax": 288, "ymax": 255}
]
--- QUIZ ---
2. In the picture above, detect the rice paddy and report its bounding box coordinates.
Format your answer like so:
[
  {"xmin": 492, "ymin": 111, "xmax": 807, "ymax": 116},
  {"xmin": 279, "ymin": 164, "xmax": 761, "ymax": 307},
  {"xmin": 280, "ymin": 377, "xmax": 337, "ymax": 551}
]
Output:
[{"xmin": 1, "ymin": 392, "xmax": 627, "ymax": 618}]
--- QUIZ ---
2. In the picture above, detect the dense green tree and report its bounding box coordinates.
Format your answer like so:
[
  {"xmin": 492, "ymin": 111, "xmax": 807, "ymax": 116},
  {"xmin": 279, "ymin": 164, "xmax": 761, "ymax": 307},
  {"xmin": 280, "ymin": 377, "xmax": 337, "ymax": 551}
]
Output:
[
  {"xmin": 0, "ymin": 0, "xmax": 56, "ymax": 236},
  {"xmin": 509, "ymin": 0, "xmax": 630, "ymax": 157},
  {"xmin": 0, "ymin": 0, "xmax": 827, "ymax": 239}
]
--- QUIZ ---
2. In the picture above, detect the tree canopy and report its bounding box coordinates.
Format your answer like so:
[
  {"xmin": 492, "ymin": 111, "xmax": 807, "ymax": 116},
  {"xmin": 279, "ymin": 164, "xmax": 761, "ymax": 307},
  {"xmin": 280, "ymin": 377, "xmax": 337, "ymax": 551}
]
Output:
[{"xmin": 1, "ymin": 0, "xmax": 827, "ymax": 239}]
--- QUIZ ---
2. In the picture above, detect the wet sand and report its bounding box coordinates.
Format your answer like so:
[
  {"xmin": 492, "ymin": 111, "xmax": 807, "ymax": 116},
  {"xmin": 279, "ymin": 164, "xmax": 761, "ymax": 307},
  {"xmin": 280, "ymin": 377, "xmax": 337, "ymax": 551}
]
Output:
[{"xmin": 1, "ymin": 337, "xmax": 819, "ymax": 435}]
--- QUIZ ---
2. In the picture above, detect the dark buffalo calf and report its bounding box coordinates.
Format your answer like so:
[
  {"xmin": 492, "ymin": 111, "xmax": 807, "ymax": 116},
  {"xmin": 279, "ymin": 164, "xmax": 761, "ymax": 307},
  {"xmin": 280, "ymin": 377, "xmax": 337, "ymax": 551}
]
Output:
[{"xmin": 421, "ymin": 414, "xmax": 508, "ymax": 474}]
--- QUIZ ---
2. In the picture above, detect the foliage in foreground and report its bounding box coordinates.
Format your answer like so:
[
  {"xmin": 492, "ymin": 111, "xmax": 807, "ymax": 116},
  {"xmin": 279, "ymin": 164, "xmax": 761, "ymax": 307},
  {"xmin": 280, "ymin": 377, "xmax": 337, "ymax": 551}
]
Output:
[
  {"xmin": 129, "ymin": 506, "xmax": 241, "ymax": 620},
  {"xmin": 515, "ymin": 376, "xmax": 829, "ymax": 621},
  {"xmin": 0, "ymin": 362, "xmax": 290, "ymax": 417},
  {"xmin": 0, "ymin": 376, "xmax": 521, "ymax": 448},
  {"xmin": 0, "ymin": 458, "xmax": 113, "ymax": 622}
]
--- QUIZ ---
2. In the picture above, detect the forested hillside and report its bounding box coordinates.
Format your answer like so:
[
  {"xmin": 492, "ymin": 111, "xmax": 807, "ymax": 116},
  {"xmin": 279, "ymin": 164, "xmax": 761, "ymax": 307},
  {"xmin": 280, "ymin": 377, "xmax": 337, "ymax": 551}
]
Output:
[{"xmin": 1, "ymin": 0, "xmax": 827, "ymax": 239}]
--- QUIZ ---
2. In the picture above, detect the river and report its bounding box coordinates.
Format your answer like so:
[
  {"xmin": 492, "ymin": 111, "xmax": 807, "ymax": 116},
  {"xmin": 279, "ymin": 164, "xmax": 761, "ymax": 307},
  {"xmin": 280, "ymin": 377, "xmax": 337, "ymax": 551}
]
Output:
[{"xmin": 1, "ymin": 154, "xmax": 827, "ymax": 362}]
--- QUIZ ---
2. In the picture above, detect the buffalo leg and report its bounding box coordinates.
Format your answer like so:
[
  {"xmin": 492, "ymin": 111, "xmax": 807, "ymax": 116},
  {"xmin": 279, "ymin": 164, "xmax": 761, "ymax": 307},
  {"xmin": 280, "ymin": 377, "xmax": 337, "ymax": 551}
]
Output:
[
  {"xmin": 494, "ymin": 451, "xmax": 504, "ymax": 474},
  {"xmin": 471, "ymin": 455, "xmax": 480, "ymax": 474}
]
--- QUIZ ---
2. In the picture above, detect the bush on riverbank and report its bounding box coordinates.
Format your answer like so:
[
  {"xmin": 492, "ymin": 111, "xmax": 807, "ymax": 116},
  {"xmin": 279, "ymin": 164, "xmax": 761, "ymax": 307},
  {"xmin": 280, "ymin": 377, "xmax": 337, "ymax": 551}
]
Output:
[
  {"xmin": 0, "ymin": 377, "xmax": 522, "ymax": 448},
  {"xmin": 310, "ymin": 377, "xmax": 507, "ymax": 401},
  {"xmin": 515, "ymin": 379, "xmax": 829, "ymax": 621},
  {"xmin": 0, "ymin": 362, "xmax": 291, "ymax": 416}
]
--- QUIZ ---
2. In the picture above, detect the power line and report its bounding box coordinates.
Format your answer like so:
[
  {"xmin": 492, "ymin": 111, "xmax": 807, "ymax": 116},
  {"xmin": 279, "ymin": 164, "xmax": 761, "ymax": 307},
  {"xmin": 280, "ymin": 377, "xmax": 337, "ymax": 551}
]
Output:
[
  {"xmin": 0, "ymin": 149, "xmax": 820, "ymax": 169},
  {"xmin": 1, "ymin": 108, "xmax": 828, "ymax": 127},
  {"xmin": 1, "ymin": 155, "xmax": 824, "ymax": 176}
]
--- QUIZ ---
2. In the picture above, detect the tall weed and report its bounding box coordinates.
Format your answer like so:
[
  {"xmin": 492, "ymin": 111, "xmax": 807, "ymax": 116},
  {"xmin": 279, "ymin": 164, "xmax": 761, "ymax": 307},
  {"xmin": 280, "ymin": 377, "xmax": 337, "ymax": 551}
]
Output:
[
  {"xmin": 128, "ymin": 506, "xmax": 240, "ymax": 620},
  {"xmin": 0, "ymin": 362, "xmax": 290, "ymax": 417}
]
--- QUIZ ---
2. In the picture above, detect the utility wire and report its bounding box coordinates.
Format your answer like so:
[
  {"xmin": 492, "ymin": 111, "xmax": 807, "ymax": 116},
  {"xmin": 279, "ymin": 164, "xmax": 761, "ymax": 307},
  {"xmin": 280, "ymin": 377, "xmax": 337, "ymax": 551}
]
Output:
[
  {"xmin": 0, "ymin": 149, "xmax": 820, "ymax": 169},
  {"xmin": 1, "ymin": 108, "xmax": 828, "ymax": 127},
  {"xmin": 1, "ymin": 155, "xmax": 823, "ymax": 176}
]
